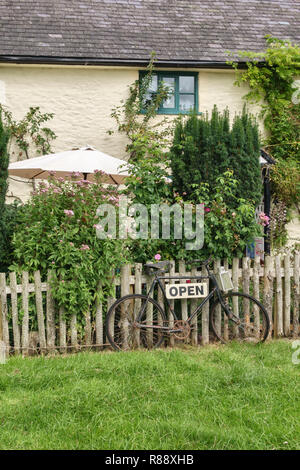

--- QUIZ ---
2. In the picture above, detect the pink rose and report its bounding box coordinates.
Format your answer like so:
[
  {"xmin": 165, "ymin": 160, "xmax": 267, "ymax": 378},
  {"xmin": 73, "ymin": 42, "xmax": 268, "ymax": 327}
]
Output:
[
  {"xmin": 64, "ymin": 210, "xmax": 74, "ymax": 217},
  {"xmin": 80, "ymin": 244, "xmax": 90, "ymax": 251},
  {"xmin": 154, "ymin": 254, "xmax": 161, "ymax": 261}
]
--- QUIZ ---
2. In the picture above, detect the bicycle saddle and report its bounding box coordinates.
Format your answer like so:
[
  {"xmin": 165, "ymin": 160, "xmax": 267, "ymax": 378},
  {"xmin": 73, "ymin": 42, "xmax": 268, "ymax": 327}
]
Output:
[{"xmin": 144, "ymin": 261, "xmax": 171, "ymax": 274}]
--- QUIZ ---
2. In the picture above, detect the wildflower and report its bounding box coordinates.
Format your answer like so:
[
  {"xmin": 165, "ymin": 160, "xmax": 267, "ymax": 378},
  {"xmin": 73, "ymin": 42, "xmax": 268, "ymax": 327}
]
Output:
[
  {"xmin": 232, "ymin": 212, "xmax": 236, "ymax": 217},
  {"xmin": 204, "ymin": 207, "xmax": 211, "ymax": 213},
  {"xmin": 69, "ymin": 242, "xmax": 74, "ymax": 247},
  {"xmin": 80, "ymin": 244, "xmax": 90, "ymax": 251},
  {"xmin": 64, "ymin": 209, "xmax": 74, "ymax": 217},
  {"xmin": 154, "ymin": 253, "xmax": 161, "ymax": 261}
]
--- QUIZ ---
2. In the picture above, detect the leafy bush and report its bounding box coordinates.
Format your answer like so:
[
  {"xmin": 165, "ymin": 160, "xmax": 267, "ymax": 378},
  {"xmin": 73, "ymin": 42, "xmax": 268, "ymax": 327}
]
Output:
[
  {"xmin": 11, "ymin": 174, "xmax": 127, "ymax": 320},
  {"xmin": 123, "ymin": 158, "xmax": 261, "ymax": 261},
  {"xmin": 230, "ymin": 36, "xmax": 300, "ymax": 163}
]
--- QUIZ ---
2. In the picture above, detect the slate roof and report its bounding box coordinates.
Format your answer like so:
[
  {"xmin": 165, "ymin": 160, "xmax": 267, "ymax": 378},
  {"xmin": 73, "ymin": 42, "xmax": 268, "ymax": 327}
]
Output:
[{"xmin": 0, "ymin": 0, "xmax": 299, "ymax": 66}]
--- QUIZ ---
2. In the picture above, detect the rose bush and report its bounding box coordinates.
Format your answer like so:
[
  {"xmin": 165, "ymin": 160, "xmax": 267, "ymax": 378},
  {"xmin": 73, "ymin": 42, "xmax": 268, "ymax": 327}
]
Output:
[{"xmin": 11, "ymin": 172, "xmax": 127, "ymax": 321}]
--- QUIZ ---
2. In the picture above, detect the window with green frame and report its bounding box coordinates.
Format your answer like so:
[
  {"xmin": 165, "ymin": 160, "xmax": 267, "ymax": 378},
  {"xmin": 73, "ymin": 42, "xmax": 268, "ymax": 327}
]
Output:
[{"xmin": 139, "ymin": 71, "xmax": 199, "ymax": 115}]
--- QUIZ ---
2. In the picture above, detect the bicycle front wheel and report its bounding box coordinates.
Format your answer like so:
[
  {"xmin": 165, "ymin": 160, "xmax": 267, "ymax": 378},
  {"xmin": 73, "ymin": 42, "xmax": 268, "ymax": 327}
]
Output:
[
  {"xmin": 210, "ymin": 292, "xmax": 270, "ymax": 344},
  {"xmin": 106, "ymin": 294, "xmax": 167, "ymax": 351}
]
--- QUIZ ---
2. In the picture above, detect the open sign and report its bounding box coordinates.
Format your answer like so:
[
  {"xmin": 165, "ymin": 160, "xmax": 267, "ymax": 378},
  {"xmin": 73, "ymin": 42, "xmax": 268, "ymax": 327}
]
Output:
[{"xmin": 166, "ymin": 283, "xmax": 208, "ymax": 299}]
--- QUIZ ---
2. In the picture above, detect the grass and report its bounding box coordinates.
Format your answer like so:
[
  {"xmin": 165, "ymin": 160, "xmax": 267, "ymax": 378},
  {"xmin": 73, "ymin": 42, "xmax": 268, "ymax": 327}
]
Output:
[{"xmin": 0, "ymin": 340, "xmax": 299, "ymax": 450}]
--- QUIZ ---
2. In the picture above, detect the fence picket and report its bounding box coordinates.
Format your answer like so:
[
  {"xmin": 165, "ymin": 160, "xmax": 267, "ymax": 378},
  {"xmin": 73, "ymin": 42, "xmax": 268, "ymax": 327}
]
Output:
[
  {"xmin": 284, "ymin": 252, "xmax": 291, "ymax": 337},
  {"xmin": 275, "ymin": 255, "xmax": 284, "ymax": 337},
  {"xmin": 293, "ymin": 252, "xmax": 300, "ymax": 338},
  {"xmin": 190, "ymin": 266, "xmax": 198, "ymax": 346},
  {"xmin": 46, "ymin": 271, "xmax": 56, "ymax": 352},
  {"xmin": 168, "ymin": 261, "xmax": 175, "ymax": 347},
  {"xmin": 0, "ymin": 274, "xmax": 9, "ymax": 351},
  {"xmin": 214, "ymin": 260, "xmax": 221, "ymax": 338},
  {"xmin": 34, "ymin": 271, "xmax": 47, "ymax": 352},
  {"xmin": 232, "ymin": 258, "xmax": 240, "ymax": 338},
  {"xmin": 95, "ymin": 281, "xmax": 103, "ymax": 349},
  {"xmin": 201, "ymin": 264, "xmax": 210, "ymax": 345},
  {"xmin": 59, "ymin": 306, "xmax": 67, "ymax": 353},
  {"xmin": 21, "ymin": 272, "xmax": 29, "ymax": 356},
  {"xmin": 70, "ymin": 314, "xmax": 78, "ymax": 351},
  {"xmin": 264, "ymin": 256, "xmax": 274, "ymax": 338},
  {"xmin": 253, "ymin": 257, "xmax": 261, "ymax": 339},
  {"xmin": 85, "ymin": 311, "xmax": 92, "ymax": 347},
  {"xmin": 9, "ymin": 272, "xmax": 20, "ymax": 352}
]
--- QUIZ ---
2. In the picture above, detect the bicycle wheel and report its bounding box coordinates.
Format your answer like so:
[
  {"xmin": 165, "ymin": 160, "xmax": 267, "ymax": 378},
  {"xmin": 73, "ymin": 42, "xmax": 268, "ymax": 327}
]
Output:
[
  {"xmin": 210, "ymin": 292, "xmax": 270, "ymax": 344},
  {"xmin": 106, "ymin": 294, "xmax": 167, "ymax": 351}
]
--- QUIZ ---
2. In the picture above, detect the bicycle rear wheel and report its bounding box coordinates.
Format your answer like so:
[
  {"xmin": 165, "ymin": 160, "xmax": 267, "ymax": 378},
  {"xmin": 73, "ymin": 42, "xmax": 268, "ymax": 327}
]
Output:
[
  {"xmin": 210, "ymin": 292, "xmax": 270, "ymax": 344},
  {"xmin": 106, "ymin": 294, "xmax": 167, "ymax": 351}
]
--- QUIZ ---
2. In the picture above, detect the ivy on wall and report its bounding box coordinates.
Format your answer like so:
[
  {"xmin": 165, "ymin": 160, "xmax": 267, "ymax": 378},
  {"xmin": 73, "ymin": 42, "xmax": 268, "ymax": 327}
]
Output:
[
  {"xmin": 229, "ymin": 36, "xmax": 300, "ymax": 162},
  {"xmin": 229, "ymin": 36, "xmax": 300, "ymax": 249}
]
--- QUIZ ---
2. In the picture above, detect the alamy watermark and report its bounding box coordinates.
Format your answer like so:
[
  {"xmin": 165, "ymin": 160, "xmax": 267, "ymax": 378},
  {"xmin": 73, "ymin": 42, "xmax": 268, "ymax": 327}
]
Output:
[
  {"xmin": 291, "ymin": 80, "xmax": 300, "ymax": 105},
  {"xmin": 95, "ymin": 196, "xmax": 204, "ymax": 250},
  {"xmin": 292, "ymin": 340, "xmax": 300, "ymax": 365}
]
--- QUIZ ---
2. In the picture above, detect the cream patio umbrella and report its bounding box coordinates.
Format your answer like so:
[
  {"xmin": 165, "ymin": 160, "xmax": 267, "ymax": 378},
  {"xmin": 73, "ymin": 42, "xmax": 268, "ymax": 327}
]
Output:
[{"xmin": 8, "ymin": 146, "xmax": 130, "ymax": 185}]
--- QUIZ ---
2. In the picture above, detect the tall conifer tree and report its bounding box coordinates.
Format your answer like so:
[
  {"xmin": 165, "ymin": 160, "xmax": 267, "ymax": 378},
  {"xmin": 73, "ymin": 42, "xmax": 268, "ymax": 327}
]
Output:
[{"xmin": 169, "ymin": 106, "xmax": 262, "ymax": 205}]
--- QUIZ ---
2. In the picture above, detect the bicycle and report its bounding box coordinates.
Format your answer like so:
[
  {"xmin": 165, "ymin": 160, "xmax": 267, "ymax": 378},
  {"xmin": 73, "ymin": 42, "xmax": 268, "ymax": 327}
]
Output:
[{"xmin": 106, "ymin": 257, "xmax": 270, "ymax": 350}]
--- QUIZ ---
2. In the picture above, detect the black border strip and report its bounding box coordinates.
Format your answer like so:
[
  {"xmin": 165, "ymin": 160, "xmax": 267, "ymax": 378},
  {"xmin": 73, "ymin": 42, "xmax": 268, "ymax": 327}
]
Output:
[{"xmin": 0, "ymin": 55, "xmax": 252, "ymax": 69}]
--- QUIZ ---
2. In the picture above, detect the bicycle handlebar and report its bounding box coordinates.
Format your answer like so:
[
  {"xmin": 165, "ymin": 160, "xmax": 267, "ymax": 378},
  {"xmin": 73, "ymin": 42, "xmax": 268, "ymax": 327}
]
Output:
[{"xmin": 188, "ymin": 255, "xmax": 213, "ymax": 268}]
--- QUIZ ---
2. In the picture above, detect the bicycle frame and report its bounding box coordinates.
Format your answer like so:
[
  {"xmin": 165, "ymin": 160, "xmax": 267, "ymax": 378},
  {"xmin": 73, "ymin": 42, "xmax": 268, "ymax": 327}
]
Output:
[{"xmin": 136, "ymin": 268, "xmax": 233, "ymax": 329}]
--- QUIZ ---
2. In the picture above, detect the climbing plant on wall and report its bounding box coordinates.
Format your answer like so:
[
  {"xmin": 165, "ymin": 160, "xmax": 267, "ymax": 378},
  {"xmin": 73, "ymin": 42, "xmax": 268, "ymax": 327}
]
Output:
[
  {"xmin": 230, "ymin": 36, "xmax": 300, "ymax": 249},
  {"xmin": 229, "ymin": 36, "xmax": 300, "ymax": 163}
]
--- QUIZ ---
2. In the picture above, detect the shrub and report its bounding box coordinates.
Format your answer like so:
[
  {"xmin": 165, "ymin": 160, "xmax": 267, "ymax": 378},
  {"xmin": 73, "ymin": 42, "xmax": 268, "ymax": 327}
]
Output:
[
  {"xmin": 169, "ymin": 106, "xmax": 262, "ymax": 206},
  {"xmin": 11, "ymin": 174, "xmax": 127, "ymax": 320}
]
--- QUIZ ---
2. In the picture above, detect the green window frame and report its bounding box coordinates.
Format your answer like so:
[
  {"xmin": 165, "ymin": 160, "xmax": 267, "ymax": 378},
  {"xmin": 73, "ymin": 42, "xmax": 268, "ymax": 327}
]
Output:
[{"xmin": 139, "ymin": 71, "xmax": 199, "ymax": 115}]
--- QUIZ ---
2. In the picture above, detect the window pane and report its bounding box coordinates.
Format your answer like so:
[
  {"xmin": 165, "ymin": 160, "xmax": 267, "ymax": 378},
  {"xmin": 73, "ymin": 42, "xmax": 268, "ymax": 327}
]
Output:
[
  {"xmin": 143, "ymin": 92, "xmax": 156, "ymax": 108},
  {"xmin": 179, "ymin": 94, "xmax": 195, "ymax": 111},
  {"xmin": 148, "ymin": 75, "xmax": 158, "ymax": 92},
  {"xmin": 162, "ymin": 94, "xmax": 175, "ymax": 108},
  {"xmin": 179, "ymin": 76, "xmax": 194, "ymax": 93},
  {"xmin": 162, "ymin": 77, "xmax": 175, "ymax": 109},
  {"xmin": 142, "ymin": 75, "xmax": 158, "ymax": 109}
]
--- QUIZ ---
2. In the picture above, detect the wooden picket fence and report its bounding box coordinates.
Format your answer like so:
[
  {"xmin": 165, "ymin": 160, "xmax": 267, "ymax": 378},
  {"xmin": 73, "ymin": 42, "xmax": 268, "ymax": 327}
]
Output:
[{"xmin": 0, "ymin": 253, "xmax": 299, "ymax": 355}]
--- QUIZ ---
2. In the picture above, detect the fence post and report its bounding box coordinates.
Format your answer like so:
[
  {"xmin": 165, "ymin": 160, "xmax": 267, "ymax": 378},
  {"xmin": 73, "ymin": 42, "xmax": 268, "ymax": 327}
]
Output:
[
  {"xmin": 34, "ymin": 270, "xmax": 47, "ymax": 353},
  {"xmin": 10, "ymin": 272, "xmax": 20, "ymax": 354},
  {"xmin": 121, "ymin": 264, "xmax": 131, "ymax": 349},
  {"xmin": 264, "ymin": 255, "xmax": 274, "ymax": 338},
  {"xmin": 275, "ymin": 255, "xmax": 283, "ymax": 337},
  {"xmin": 190, "ymin": 266, "xmax": 198, "ymax": 346},
  {"xmin": 284, "ymin": 252, "xmax": 291, "ymax": 337},
  {"xmin": 201, "ymin": 264, "xmax": 210, "ymax": 345},
  {"xmin": 293, "ymin": 252, "xmax": 300, "ymax": 338},
  {"xmin": 21, "ymin": 271, "xmax": 29, "ymax": 356},
  {"xmin": 95, "ymin": 281, "xmax": 103, "ymax": 350},
  {"xmin": 46, "ymin": 270, "xmax": 56, "ymax": 353}
]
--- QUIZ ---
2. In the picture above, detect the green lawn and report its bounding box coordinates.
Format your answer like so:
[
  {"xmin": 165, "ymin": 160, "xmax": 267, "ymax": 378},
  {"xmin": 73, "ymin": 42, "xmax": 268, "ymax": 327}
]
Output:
[{"xmin": 0, "ymin": 340, "xmax": 299, "ymax": 450}]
